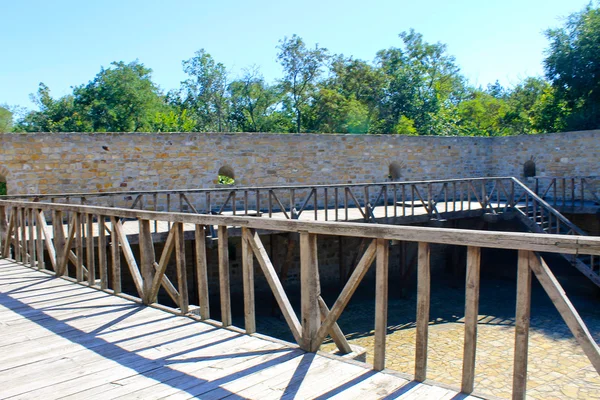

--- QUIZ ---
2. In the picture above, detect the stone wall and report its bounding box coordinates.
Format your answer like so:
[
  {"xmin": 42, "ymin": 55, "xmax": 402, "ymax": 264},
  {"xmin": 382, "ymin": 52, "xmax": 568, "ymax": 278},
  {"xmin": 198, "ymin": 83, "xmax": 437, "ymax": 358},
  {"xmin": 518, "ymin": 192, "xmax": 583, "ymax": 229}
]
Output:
[{"xmin": 0, "ymin": 130, "xmax": 597, "ymax": 196}]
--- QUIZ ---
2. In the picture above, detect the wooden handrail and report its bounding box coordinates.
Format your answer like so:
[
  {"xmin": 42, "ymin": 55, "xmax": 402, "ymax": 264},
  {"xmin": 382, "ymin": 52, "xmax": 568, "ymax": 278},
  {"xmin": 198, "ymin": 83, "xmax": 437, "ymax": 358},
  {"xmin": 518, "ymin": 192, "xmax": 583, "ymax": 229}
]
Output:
[
  {"xmin": 511, "ymin": 178, "xmax": 587, "ymax": 236},
  {"xmin": 0, "ymin": 199, "xmax": 597, "ymax": 255},
  {"xmin": 0, "ymin": 176, "xmax": 515, "ymax": 200}
]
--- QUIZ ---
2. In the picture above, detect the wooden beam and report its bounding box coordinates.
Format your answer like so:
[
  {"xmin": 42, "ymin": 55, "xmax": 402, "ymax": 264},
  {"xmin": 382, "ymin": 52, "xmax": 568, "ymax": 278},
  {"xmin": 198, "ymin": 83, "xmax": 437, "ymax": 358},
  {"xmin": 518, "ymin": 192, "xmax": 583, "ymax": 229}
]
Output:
[
  {"xmin": 13, "ymin": 207, "xmax": 20, "ymax": 262},
  {"xmin": 20, "ymin": 208, "xmax": 26, "ymax": 263},
  {"xmin": 462, "ymin": 246, "xmax": 481, "ymax": 394},
  {"xmin": 217, "ymin": 225, "xmax": 231, "ymax": 326},
  {"xmin": 300, "ymin": 231, "xmax": 320, "ymax": 352},
  {"xmin": 195, "ymin": 225, "xmax": 210, "ymax": 320},
  {"xmin": 35, "ymin": 209, "xmax": 44, "ymax": 270},
  {"xmin": 241, "ymin": 227, "xmax": 256, "ymax": 334},
  {"xmin": 0, "ymin": 205, "xmax": 7, "ymax": 253},
  {"xmin": 512, "ymin": 250, "xmax": 532, "ymax": 400},
  {"xmin": 317, "ymin": 296, "xmax": 352, "ymax": 354},
  {"xmin": 139, "ymin": 219, "xmax": 155, "ymax": 304},
  {"xmin": 529, "ymin": 253, "xmax": 600, "ymax": 373},
  {"xmin": 52, "ymin": 210, "xmax": 65, "ymax": 275},
  {"xmin": 75, "ymin": 213, "xmax": 83, "ymax": 282},
  {"xmin": 98, "ymin": 215, "xmax": 108, "ymax": 289},
  {"xmin": 313, "ymin": 239, "xmax": 377, "ymax": 350},
  {"xmin": 148, "ymin": 225, "xmax": 176, "ymax": 304},
  {"xmin": 152, "ymin": 261, "xmax": 181, "ymax": 306},
  {"xmin": 174, "ymin": 222, "xmax": 189, "ymax": 314},
  {"xmin": 57, "ymin": 215, "xmax": 76, "ymax": 277},
  {"xmin": 110, "ymin": 216, "xmax": 121, "ymax": 293},
  {"xmin": 114, "ymin": 219, "xmax": 144, "ymax": 299},
  {"xmin": 2, "ymin": 211, "xmax": 14, "ymax": 258},
  {"xmin": 374, "ymin": 237, "xmax": 389, "ymax": 371},
  {"xmin": 245, "ymin": 228, "xmax": 303, "ymax": 345},
  {"xmin": 86, "ymin": 213, "xmax": 95, "ymax": 286},
  {"xmin": 28, "ymin": 208, "xmax": 35, "ymax": 268},
  {"xmin": 415, "ymin": 242, "xmax": 431, "ymax": 382}
]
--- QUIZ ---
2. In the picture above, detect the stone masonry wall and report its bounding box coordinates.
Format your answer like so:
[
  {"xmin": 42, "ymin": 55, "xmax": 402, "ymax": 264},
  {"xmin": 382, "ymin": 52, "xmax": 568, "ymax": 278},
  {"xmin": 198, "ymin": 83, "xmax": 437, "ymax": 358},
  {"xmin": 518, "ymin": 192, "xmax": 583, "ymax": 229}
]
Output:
[{"xmin": 0, "ymin": 130, "xmax": 598, "ymax": 196}]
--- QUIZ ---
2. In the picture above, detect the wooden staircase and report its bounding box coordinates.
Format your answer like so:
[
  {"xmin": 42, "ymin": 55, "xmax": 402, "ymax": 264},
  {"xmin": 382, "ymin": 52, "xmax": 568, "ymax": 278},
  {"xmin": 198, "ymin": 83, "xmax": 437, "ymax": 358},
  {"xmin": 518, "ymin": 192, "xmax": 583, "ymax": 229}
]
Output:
[{"xmin": 511, "ymin": 178, "xmax": 600, "ymax": 288}]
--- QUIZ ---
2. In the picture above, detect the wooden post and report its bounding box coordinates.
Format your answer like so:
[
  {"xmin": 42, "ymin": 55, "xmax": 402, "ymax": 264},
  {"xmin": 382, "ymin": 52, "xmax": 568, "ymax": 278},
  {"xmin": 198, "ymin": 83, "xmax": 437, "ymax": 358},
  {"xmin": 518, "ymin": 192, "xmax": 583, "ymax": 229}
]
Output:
[
  {"xmin": 512, "ymin": 250, "xmax": 532, "ymax": 400},
  {"xmin": 28, "ymin": 208, "xmax": 35, "ymax": 268},
  {"xmin": 35, "ymin": 209, "xmax": 44, "ymax": 270},
  {"xmin": 242, "ymin": 227, "xmax": 256, "ymax": 334},
  {"xmin": 195, "ymin": 225, "xmax": 210, "ymax": 320},
  {"xmin": 374, "ymin": 238, "xmax": 389, "ymax": 371},
  {"xmin": 174, "ymin": 222, "xmax": 189, "ymax": 314},
  {"xmin": 462, "ymin": 246, "xmax": 481, "ymax": 394},
  {"xmin": 2, "ymin": 210, "xmax": 13, "ymax": 259},
  {"xmin": 110, "ymin": 216, "xmax": 121, "ymax": 293},
  {"xmin": 415, "ymin": 242, "xmax": 431, "ymax": 382},
  {"xmin": 139, "ymin": 219, "xmax": 155, "ymax": 304},
  {"xmin": 20, "ymin": 208, "xmax": 26, "ymax": 262},
  {"xmin": 86, "ymin": 213, "xmax": 95, "ymax": 286},
  {"xmin": 53, "ymin": 210, "xmax": 65, "ymax": 275},
  {"xmin": 75, "ymin": 213, "xmax": 83, "ymax": 282},
  {"xmin": 0, "ymin": 205, "xmax": 7, "ymax": 257},
  {"xmin": 364, "ymin": 186, "xmax": 370, "ymax": 222},
  {"xmin": 218, "ymin": 225, "xmax": 231, "ymax": 326},
  {"xmin": 98, "ymin": 216, "xmax": 108, "ymax": 289},
  {"xmin": 300, "ymin": 231, "xmax": 320, "ymax": 352}
]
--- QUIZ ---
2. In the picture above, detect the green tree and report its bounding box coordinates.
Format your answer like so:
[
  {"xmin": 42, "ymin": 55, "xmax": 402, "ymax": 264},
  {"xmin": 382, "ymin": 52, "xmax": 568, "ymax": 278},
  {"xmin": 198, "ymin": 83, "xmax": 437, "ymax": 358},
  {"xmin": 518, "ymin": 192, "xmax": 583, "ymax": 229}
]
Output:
[
  {"xmin": 151, "ymin": 108, "xmax": 196, "ymax": 132},
  {"xmin": 375, "ymin": 29, "xmax": 467, "ymax": 135},
  {"xmin": 456, "ymin": 90, "xmax": 509, "ymax": 136},
  {"xmin": 73, "ymin": 61, "xmax": 165, "ymax": 132},
  {"xmin": 0, "ymin": 105, "xmax": 13, "ymax": 132},
  {"xmin": 544, "ymin": 2, "xmax": 600, "ymax": 130},
  {"xmin": 180, "ymin": 49, "xmax": 230, "ymax": 132},
  {"xmin": 16, "ymin": 83, "xmax": 89, "ymax": 132},
  {"xmin": 311, "ymin": 56, "xmax": 386, "ymax": 133},
  {"xmin": 228, "ymin": 68, "xmax": 287, "ymax": 132},
  {"xmin": 307, "ymin": 89, "xmax": 368, "ymax": 133},
  {"xmin": 277, "ymin": 35, "xmax": 329, "ymax": 133},
  {"xmin": 502, "ymin": 77, "xmax": 548, "ymax": 134}
]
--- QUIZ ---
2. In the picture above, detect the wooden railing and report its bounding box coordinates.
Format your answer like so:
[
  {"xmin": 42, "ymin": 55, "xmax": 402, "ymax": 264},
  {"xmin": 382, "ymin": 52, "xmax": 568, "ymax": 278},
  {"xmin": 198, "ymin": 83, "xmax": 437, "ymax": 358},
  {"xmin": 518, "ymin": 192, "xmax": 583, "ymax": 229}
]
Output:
[
  {"xmin": 1, "ymin": 177, "xmax": 519, "ymax": 225},
  {"xmin": 511, "ymin": 178, "xmax": 600, "ymax": 287},
  {"xmin": 534, "ymin": 176, "xmax": 600, "ymax": 208},
  {"xmin": 0, "ymin": 198, "xmax": 599, "ymax": 399}
]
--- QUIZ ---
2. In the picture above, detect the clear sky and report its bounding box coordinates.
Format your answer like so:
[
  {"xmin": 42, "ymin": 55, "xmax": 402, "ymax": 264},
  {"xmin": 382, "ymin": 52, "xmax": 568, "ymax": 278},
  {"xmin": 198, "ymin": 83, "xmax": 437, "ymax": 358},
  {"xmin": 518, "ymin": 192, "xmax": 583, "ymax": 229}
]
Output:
[{"xmin": 0, "ymin": 0, "xmax": 590, "ymax": 112}]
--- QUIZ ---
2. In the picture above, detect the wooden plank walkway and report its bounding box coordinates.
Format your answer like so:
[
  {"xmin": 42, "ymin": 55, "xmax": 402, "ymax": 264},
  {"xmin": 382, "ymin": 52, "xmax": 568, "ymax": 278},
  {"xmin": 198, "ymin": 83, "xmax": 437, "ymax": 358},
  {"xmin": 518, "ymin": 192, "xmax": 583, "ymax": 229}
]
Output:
[{"xmin": 0, "ymin": 259, "xmax": 478, "ymax": 400}]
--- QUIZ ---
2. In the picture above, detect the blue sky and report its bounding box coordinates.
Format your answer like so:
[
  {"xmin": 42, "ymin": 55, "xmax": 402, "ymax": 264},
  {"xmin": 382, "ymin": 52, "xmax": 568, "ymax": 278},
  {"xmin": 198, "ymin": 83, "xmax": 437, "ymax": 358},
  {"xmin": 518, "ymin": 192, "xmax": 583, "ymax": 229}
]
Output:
[{"xmin": 0, "ymin": 0, "xmax": 590, "ymax": 112}]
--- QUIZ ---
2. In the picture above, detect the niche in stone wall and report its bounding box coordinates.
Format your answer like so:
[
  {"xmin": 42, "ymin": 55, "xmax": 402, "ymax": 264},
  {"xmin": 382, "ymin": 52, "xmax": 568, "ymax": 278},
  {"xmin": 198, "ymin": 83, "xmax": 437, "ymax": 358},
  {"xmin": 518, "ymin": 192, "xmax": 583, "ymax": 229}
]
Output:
[
  {"xmin": 388, "ymin": 161, "xmax": 405, "ymax": 181},
  {"xmin": 218, "ymin": 166, "xmax": 235, "ymax": 185},
  {"xmin": 0, "ymin": 166, "xmax": 8, "ymax": 195},
  {"xmin": 523, "ymin": 156, "xmax": 536, "ymax": 178}
]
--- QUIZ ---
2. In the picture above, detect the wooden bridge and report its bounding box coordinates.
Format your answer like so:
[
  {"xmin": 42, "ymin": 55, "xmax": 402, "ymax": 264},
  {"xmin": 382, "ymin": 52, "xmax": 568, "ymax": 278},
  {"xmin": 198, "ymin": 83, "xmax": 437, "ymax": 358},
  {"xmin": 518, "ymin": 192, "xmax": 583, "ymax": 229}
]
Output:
[{"xmin": 1, "ymin": 176, "xmax": 600, "ymax": 399}]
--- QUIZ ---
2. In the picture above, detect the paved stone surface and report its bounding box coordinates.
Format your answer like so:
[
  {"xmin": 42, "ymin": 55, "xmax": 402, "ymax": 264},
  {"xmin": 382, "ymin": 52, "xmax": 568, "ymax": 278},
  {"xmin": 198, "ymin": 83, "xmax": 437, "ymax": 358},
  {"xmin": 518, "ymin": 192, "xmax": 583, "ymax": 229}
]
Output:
[
  {"xmin": 317, "ymin": 279, "xmax": 600, "ymax": 400},
  {"xmin": 258, "ymin": 277, "xmax": 600, "ymax": 399}
]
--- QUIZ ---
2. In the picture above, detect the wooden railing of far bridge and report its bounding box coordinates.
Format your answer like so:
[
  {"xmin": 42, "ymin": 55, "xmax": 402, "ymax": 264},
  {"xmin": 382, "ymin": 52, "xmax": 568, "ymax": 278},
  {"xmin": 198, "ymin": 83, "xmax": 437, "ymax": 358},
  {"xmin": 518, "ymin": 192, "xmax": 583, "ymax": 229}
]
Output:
[
  {"xmin": 0, "ymin": 197, "xmax": 599, "ymax": 399},
  {"xmin": 0, "ymin": 176, "xmax": 529, "ymax": 223}
]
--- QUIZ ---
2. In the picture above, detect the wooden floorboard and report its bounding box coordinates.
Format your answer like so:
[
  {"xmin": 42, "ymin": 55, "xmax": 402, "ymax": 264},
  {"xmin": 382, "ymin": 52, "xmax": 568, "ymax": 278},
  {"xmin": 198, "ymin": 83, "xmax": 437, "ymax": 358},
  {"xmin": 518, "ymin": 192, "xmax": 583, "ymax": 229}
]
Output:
[{"xmin": 0, "ymin": 258, "xmax": 477, "ymax": 400}]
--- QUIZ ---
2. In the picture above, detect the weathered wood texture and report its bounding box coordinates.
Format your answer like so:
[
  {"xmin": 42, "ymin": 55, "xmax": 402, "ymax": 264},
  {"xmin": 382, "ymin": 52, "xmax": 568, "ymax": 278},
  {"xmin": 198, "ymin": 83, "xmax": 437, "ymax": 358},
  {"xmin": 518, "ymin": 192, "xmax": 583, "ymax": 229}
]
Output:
[
  {"xmin": 415, "ymin": 242, "xmax": 431, "ymax": 382},
  {"xmin": 0, "ymin": 259, "xmax": 468, "ymax": 400}
]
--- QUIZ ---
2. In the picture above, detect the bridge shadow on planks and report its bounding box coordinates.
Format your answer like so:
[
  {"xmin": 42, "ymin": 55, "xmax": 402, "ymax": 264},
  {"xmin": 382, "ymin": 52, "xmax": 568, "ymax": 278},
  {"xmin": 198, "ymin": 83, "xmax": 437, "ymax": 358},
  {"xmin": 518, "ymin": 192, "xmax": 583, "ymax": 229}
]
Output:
[
  {"xmin": 0, "ymin": 261, "xmax": 469, "ymax": 399},
  {"xmin": 0, "ymin": 267, "xmax": 320, "ymax": 399}
]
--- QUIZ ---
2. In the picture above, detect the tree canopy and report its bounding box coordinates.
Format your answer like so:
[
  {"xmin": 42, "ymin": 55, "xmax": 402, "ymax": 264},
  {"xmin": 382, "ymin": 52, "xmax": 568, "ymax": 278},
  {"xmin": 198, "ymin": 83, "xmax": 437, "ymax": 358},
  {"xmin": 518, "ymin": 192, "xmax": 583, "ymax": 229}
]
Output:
[{"xmin": 10, "ymin": 3, "xmax": 600, "ymax": 135}]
